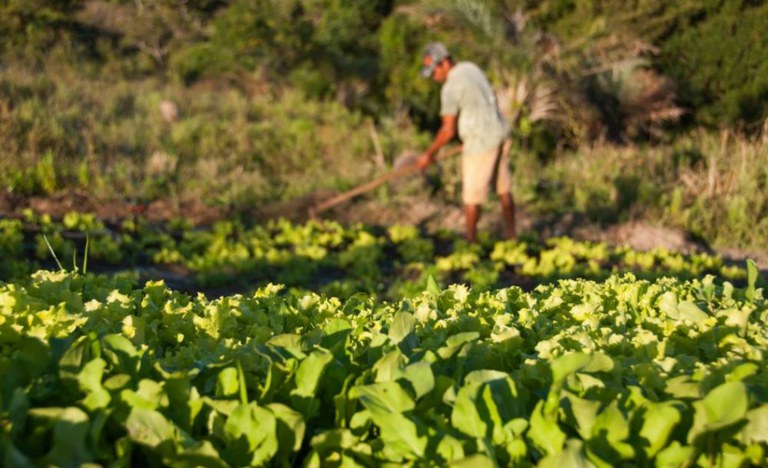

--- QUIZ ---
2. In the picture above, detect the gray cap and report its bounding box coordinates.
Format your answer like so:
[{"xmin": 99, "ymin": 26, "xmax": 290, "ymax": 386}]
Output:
[{"xmin": 421, "ymin": 42, "xmax": 450, "ymax": 78}]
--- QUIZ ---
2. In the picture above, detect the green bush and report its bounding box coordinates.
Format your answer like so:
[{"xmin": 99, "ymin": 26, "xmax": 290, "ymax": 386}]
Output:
[{"xmin": 659, "ymin": 1, "xmax": 768, "ymax": 126}]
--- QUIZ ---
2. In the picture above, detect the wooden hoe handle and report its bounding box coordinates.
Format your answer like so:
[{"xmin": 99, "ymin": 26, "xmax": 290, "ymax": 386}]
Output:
[{"xmin": 310, "ymin": 146, "xmax": 461, "ymax": 216}]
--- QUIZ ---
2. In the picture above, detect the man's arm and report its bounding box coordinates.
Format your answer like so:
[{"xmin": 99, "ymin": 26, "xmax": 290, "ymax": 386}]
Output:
[{"xmin": 417, "ymin": 114, "xmax": 457, "ymax": 169}]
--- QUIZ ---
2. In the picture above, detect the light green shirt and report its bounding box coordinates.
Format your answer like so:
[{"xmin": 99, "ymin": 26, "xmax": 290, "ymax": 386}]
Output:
[{"xmin": 440, "ymin": 61, "xmax": 507, "ymax": 157}]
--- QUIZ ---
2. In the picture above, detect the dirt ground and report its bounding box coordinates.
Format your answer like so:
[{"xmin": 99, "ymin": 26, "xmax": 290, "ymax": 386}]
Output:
[{"xmin": 2, "ymin": 189, "xmax": 767, "ymax": 271}]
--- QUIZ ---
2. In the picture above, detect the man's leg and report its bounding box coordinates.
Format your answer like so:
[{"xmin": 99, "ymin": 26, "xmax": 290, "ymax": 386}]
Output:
[
  {"xmin": 464, "ymin": 204, "xmax": 481, "ymax": 243},
  {"xmin": 495, "ymin": 139, "xmax": 515, "ymax": 239},
  {"xmin": 499, "ymin": 192, "xmax": 516, "ymax": 239}
]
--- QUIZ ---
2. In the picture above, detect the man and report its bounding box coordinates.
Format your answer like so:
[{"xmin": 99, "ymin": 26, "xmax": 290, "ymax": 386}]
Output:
[{"xmin": 417, "ymin": 42, "xmax": 516, "ymax": 243}]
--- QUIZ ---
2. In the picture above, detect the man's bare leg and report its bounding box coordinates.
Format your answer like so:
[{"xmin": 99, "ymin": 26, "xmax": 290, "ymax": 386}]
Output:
[
  {"xmin": 464, "ymin": 204, "xmax": 480, "ymax": 243},
  {"xmin": 499, "ymin": 192, "xmax": 516, "ymax": 239}
]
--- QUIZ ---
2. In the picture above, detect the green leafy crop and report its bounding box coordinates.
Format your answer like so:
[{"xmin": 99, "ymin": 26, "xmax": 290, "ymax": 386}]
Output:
[{"xmin": 0, "ymin": 263, "xmax": 766, "ymax": 466}]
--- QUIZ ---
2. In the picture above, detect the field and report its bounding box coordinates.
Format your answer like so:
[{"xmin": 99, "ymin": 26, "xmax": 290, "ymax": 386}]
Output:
[
  {"xmin": 2, "ymin": 1, "xmax": 768, "ymax": 465},
  {"xmin": 1, "ymin": 215, "xmax": 767, "ymax": 467}
]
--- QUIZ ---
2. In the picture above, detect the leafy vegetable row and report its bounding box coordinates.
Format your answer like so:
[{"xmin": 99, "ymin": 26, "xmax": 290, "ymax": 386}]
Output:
[
  {"xmin": 1, "ymin": 265, "xmax": 766, "ymax": 466},
  {"xmin": 1, "ymin": 214, "xmax": 750, "ymax": 300}
]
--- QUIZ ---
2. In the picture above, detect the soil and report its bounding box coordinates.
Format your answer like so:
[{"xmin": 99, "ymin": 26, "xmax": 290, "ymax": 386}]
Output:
[{"xmin": 2, "ymin": 188, "xmax": 767, "ymax": 272}]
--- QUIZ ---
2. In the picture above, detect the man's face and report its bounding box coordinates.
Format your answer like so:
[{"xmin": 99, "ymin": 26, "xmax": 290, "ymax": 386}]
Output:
[
  {"xmin": 431, "ymin": 59, "xmax": 450, "ymax": 83},
  {"xmin": 424, "ymin": 55, "xmax": 450, "ymax": 83}
]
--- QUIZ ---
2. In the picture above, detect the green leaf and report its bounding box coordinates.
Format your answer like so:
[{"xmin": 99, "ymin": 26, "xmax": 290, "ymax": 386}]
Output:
[
  {"xmin": 655, "ymin": 441, "xmax": 694, "ymax": 468},
  {"xmin": 401, "ymin": 361, "xmax": 435, "ymax": 400},
  {"xmin": 551, "ymin": 352, "xmax": 613, "ymax": 386},
  {"xmin": 587, "ymin": 401, "xmax": 634, "ymax": 463},
  {"xmin": 483, "ymin": 377, "xmax": 525, "ymax": 442},
  {"xmin": 103, "ymin": 374, "xmax": 132, "ymax": 392},
  {"xmin": 121, "ymin": 379, "xmax": 168, "ymax": 411},
  {"xmin": 204, "ymin": 397, "xmax": 239, "ymax": 417},
  {"xmin": 165, "ymin": 374, "xmax": 204, "ymax": 433},
  {"xmin": 223, "ymin": 402, "xmax": 278, "ymax": 466},
  {"xmin": 438, "ymin": 332, "xmax": 479, "ymax": 360},
  {"xmin": 464, "ymin": 369, "xmax": 509, "ymax": 385},
  {"xmin": 373, "ymin": 350, "xmax": 406, "ymax": 382},
  {"xmin": 388, "ymin": 311, "xmax": 416, "ymax": 345},
  {"xmin": 216, "ymin": 368, "xmax": 240, "ymax": 399},
  {"xmin": 740, "ymin": 405, "xmax": 768, "ymax": 444},
  {"xmin": 451, "ymin": 382, "xmax": 487, "ymax": 438},
  {"xmin": 449, "ymin": 453, "xmax": 495, "ymax": 468},
  {"xmin": 538, "ymin": 439, "xmax": 591, "ymax": 468},
  {"xmin": 268, "ymin": 403, "xmax": 306, "ymax": 454},
  {"xmin": 664, "ymin": 375, "xmax": 700, "ymax": 399},
  {"xmin": 236, "ymin": 361, "xmax": 248, "ymax": 405},
  {"xmin": 678, "ymin": 301, "xmax": 709, "ymax": 322},
  {"xmin": 659, "ymin": 292, "xmax": 708, "ymax": 323},
  {"xmin": 2, "ymin": 440, "xmax": 34, "ymax": 468},
  {"xmin": 171, "ymin": 440, "xmax": 228, "ymax": 468},
  {"xmin": 369, "ymin": 411, "xmax": 427, "ymax": 459},
  {"xmin": 267, "ymin": 334, "xmax": 306, "ymax": 360},
  {"xmin": 436, "ymin": 434, "xmax": 466, "ymax": 462},
  {"xmin": 723, "ymin": 308, "xmax": 753, "ymax": 334},
  {"xmin": 293, "ymin": 349, "xmax": 334, "ymax": 397},
  {"xmin": 688, "ymin": 381, "xmax": 748, "ymax": 443},
  {"xmin": 77, "ymin": 358, "xmax": 107, "ymax": 393},
  {"xmin": 426, "ymin": 275, "xmax": 441, "ymax": 295},
  {"xmin": 746, "ymin": 259, "xmax": 759, "ymax": 301},
  {"xmin": 125, "ymin": 407, "xmax": 177, "ymax": 450},
  {"xmin": 322, "ymin": 318, "xmax": 352, "ymax": 352},
  {"xmin": 7, "ymin": 389, "xmax": 29, "ymax": 436},
  {"xmin": 564, "ymin": 394, "xmax": 601, "ymax": 439},
  {"xmin": 15, "ymin": 337, "xmax": 51, "ymax": 380},
  {"xmin": 102, "ymin": 334, "xmax": 140, "ymax": 376},
  {"xmin": 310, "ymin": 428, "xmax": 357, "ymax": 452},
  {"xmin": 45, "ymin": 407, "xmax": 93, "ymax": 468},
  {"xmin": 83, "ymin": 387, "xmax": 111, "ymax": 411},
  {"xmin": 639, "ymin": 402, "xmax": 682, "ymax": 457},
  {"xmin": 527, "ymin": 400, "xmax": 566, "ymax": 457},
  {"xmin": 59, "ymin": 336, "xmax": 90, "ymax": 387},
  {"xmin": 726, "ymin": 362, "xmax": 759, "ymax": 382},
  {"xmin": 349, "ymin": 381, "xmax": 415, "ymax": 414},
  {"xmin": 592, "ymin": 401, "xmax": 629, "ymax": 443},
  {"xmin": 446, "ymin": 332, "xmax": 480, "ymax": 348}
]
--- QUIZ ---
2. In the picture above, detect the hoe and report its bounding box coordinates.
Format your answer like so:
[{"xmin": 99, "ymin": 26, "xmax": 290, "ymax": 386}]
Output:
[{"xmin": 309, "ymin": 146, "xmax": 461, "ymax": 219}]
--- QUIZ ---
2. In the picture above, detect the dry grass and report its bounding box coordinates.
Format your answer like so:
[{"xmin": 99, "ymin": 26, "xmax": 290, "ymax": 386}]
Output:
[{"xmin": 521, "ymin": 131, "xmax": 768, "ymax": 249}]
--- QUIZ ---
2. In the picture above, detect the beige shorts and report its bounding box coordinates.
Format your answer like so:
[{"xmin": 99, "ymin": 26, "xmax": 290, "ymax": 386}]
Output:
[{"xmin": 462, "ymin": 139, "xmax": 512, "ymax": 205}]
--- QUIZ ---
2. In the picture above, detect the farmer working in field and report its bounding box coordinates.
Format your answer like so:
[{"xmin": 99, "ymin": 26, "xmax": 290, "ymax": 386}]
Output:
[{"xmin": 417, "ymin": 42, "xmax": 516, "ymax": 243}]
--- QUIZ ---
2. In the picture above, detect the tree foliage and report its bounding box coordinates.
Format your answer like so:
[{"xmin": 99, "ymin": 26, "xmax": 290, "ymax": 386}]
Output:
[{"xmin": 1, "ymin": 0, "xmax": 766, "ymax": 135}]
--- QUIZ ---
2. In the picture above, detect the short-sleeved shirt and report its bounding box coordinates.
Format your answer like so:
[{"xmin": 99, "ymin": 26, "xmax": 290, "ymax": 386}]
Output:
[{"xmin": 440, "ymin": 61, "xmax": 507, "ymax": 157}]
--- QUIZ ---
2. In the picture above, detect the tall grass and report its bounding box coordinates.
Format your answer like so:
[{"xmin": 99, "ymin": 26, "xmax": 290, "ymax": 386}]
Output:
[
  {"xmin": 0, "ymin": 61, "xmax": 424, "ymax": 207},
  {"xmin": 515, "ymin": 130, "xmax": 768, "ymax": 249}
]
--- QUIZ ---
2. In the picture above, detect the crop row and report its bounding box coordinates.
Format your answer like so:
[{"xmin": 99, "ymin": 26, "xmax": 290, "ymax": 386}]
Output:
[
  {"xmin": 0, "ymin": 213, "xmax": 749, "ymax": 300},
  {"xmin": 0, "ymin": 264, "xmax": 766, "ymax": 466}
]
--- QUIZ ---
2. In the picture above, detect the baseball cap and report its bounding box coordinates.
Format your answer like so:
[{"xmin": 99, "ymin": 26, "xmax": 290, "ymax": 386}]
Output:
[{"xmin": 421, "ymin": 42, "xmax": 450, "ymax": 78}]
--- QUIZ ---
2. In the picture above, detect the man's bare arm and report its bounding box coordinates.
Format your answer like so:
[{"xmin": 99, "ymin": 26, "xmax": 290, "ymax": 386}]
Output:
[{"xmin": 418, "ymin": 114, "xmax": 457, "ymax": 169}]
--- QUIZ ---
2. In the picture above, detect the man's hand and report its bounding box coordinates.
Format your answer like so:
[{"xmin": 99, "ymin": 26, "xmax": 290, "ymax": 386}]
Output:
[
  {"xmin": 417, "ymin": 153, "xmax": 435, "ymax": 170},
  {"xmin": 418, "ymin": 114, "xmax": 456, "ymax": 170}
]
